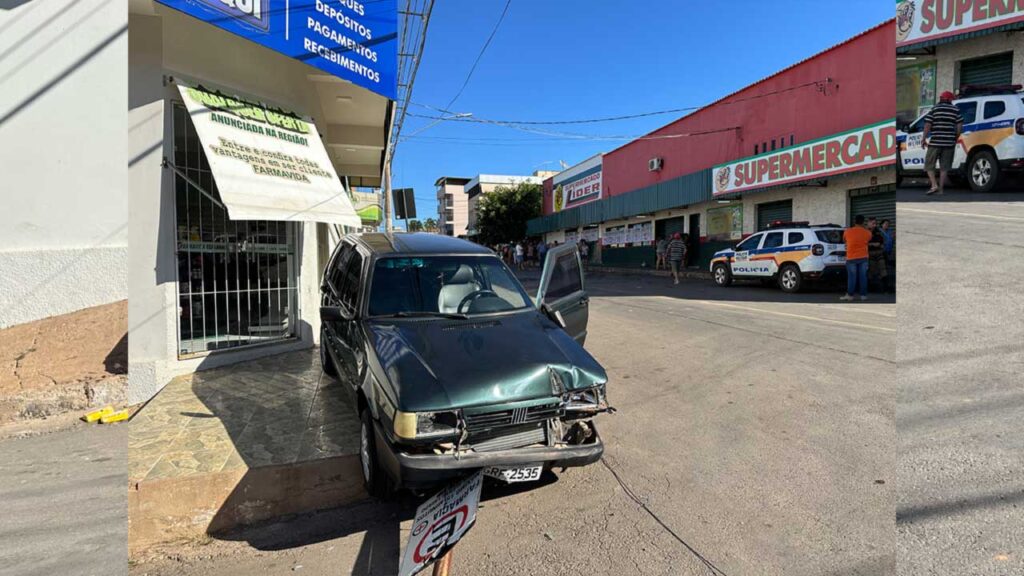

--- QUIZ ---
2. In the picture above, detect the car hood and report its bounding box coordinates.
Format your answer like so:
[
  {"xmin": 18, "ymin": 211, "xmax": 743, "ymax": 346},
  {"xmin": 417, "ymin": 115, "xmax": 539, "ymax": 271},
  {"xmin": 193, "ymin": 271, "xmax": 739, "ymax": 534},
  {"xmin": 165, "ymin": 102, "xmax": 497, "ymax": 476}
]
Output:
[{"xmin": 366, "ymin": 311, "xmax": 606, "ymax": 412}]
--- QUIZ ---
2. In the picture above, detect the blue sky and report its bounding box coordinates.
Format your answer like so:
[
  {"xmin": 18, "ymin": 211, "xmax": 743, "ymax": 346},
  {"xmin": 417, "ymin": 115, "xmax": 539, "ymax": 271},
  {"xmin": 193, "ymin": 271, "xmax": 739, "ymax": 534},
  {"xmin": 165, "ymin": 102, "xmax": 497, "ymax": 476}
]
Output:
[{"xmin": 390, "ymin": 0, "xmax": 892, "ymax": 227}]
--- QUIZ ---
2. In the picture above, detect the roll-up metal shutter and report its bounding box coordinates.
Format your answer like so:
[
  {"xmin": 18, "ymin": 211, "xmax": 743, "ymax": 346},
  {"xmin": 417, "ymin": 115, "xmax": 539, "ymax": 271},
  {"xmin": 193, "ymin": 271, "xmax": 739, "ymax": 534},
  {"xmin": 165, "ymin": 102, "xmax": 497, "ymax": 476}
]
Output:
[
  {"xmin": 756, "ymin": 200, "xmax": 793, "ymax": 231},
  {"xmin": 849, "ymin": 185, "xmax": 896, "ymax": 231},
  {"xmin": 656, "ymin": 216, "xmax": 686, "ymax": 240},
  {"xmin": 959, "ymin": 52, "xmax": 1013, "ymax": 88}
]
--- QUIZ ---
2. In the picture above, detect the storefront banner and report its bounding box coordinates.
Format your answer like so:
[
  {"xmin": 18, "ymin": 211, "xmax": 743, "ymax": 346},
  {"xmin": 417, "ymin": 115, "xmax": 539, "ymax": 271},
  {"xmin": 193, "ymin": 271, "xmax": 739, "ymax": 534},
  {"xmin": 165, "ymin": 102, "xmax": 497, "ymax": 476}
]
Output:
[
  {"xmin": 157, "ymin": 0, "xmax": 397, "ymax": 99},
  {"xmin": 712, "ymin": 120, "xmax": 896, "ymax": 196},
  {"xmin": 581, "ymin": 227, "xmax": 600, "ymax": 242},
  {"xmin": 178, "ymin": 83, "xmax": 361, "ymax": 226},
  {"xmin": 897, "ymin": 0, "xmax": 1024, "ymax": 47},
  {"xmin": 553, "ymin": 169, "xmax": 602, "ymax": 213},
  {"xmin": 351, "ymin": 190, "xmax": 382, "ymax": 224}
]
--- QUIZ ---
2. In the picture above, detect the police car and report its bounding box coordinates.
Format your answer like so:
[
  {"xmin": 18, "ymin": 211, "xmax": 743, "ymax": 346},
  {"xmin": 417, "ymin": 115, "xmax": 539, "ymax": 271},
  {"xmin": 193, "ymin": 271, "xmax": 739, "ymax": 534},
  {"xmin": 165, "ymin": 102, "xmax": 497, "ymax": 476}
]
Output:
[
  {"xmin": 897, "ymin": 85, "xmax": 1024, "ymax": 192},
  {"xmin": 709, "ymin": 222, "xmax": 846, "ymax": 293}
]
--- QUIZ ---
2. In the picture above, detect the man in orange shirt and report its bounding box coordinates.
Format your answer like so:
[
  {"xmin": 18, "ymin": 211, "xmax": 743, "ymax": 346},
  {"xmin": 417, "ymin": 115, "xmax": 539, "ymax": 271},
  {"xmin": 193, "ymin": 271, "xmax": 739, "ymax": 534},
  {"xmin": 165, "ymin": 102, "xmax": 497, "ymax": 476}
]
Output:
[{"xmin": 842, "ymin": 215, "xmax": 871, "ymax": 301}]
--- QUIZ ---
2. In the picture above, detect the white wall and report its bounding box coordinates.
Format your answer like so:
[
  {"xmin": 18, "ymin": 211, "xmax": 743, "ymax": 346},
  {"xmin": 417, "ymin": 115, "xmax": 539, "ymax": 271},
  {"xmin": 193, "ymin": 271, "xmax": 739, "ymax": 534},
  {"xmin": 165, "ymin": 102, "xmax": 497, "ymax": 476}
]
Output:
[
  {"xmin": 0, "ymin": 0, "xmax": 127, "ymax": 328},
  {"xmin": 935, "ymin": 32, "xmax": 1024, "ymax": 94}
]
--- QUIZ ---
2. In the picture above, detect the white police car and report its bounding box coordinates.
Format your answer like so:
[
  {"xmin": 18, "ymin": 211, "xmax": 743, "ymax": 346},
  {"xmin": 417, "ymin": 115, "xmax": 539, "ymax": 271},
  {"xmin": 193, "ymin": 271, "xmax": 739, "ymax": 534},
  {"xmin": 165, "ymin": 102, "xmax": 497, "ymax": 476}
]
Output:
[
  {"xmin": 709, "ymin": 222, "xmax": 846, "ymax": 293},
  {"xmin": 897, "ymin": 85, "xmax": 1024, "ymax": 192}
]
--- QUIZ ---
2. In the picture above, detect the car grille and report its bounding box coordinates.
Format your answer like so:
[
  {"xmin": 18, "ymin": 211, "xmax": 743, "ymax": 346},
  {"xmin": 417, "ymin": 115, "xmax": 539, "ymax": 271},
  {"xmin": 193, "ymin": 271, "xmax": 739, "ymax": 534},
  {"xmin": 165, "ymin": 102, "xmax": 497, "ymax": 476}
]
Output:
[
  {"xmin": 470, "ymin": 423, "xmax": 547, "ymax": 452},
  {"xmin": 463, "ymin": 402, "xmax": 562, "ymax": 432},
  {"xmin": 463, "ymin": 402, "xmax": 561, "ymax": 452}
]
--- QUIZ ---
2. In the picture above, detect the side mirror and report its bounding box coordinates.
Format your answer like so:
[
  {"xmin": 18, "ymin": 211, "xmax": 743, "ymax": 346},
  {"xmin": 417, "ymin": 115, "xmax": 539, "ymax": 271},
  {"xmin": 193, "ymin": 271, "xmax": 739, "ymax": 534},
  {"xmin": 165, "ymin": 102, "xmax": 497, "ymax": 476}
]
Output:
[{"xmin": 320, "ymin": 306, "xmax": 353, "ymax": 322}]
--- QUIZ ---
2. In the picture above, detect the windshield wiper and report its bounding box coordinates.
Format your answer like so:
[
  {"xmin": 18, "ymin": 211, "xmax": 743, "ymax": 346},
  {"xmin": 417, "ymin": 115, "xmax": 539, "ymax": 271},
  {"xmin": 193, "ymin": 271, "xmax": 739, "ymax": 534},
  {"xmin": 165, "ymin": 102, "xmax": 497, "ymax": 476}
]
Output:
[{"xmin": 379, "ymin": 311, "xmax": 470, "ymax": 320}]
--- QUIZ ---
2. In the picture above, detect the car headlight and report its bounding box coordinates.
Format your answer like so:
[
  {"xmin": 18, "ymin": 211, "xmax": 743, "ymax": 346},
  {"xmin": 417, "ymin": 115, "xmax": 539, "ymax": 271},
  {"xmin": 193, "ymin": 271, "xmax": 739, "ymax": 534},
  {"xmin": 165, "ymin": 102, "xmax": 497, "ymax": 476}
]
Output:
[
  {"xmin": 393, "ymin": 410, "xmax": 460, "ymax": 440},
  {"xmin": 562, "ymin": 384, "xmax": 607, "ymax": 411}
]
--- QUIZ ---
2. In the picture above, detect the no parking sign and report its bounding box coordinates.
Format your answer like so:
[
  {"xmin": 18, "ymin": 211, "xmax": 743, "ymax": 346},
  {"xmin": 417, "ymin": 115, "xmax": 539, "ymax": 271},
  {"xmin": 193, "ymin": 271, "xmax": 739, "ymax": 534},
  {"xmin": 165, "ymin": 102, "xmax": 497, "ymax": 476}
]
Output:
[{"xmin": 399, "ymin": 471, "xmax": 483, "ymax": 576}]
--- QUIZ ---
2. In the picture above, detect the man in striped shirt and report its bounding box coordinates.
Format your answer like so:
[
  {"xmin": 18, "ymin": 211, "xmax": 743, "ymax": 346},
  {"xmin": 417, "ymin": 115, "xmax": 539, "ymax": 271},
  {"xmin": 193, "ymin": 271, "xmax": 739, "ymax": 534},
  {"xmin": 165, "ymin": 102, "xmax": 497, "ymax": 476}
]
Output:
[
  {"xmin": 667, "ymin": 232, "xmax": 687, "ymax": 285},
  {"xmin": 922, "ymin": 91, "xmax": 964, "ymax": 196}
]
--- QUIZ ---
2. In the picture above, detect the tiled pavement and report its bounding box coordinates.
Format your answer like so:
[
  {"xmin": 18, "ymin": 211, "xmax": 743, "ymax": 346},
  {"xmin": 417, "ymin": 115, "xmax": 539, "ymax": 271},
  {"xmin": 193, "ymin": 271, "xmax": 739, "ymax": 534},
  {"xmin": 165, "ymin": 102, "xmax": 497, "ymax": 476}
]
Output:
[{"xmin": 129, "ymin": 349, "xmax": 360, "ymax": 483}]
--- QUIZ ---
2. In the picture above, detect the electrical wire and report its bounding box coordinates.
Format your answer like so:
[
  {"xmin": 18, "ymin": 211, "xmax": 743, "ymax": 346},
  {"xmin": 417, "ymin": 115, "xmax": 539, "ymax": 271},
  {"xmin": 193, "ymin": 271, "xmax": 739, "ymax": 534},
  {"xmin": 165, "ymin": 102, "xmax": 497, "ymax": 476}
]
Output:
[
  {"xmin": 600, "ymin": 457, "xmax": 731, "ymax": 576},
  {"xmin": 411, "ymin": 78, "xmax": 830, "ymax": 126},
  {"xmin": 444, "ymin": 0, "xmax": 513, "ymax": 110}
]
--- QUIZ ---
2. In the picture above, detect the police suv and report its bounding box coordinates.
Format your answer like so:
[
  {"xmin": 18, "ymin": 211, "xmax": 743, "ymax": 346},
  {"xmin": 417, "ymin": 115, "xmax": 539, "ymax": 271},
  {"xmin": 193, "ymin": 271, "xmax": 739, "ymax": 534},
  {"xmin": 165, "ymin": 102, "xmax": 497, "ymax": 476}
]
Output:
[
  {"xmin": 897, "ymin": 85, "xmax": 1024, "ymax": 192},
  {"xmin": 709, "ymin": 222, "xmax": 846, "ymax": 293}
]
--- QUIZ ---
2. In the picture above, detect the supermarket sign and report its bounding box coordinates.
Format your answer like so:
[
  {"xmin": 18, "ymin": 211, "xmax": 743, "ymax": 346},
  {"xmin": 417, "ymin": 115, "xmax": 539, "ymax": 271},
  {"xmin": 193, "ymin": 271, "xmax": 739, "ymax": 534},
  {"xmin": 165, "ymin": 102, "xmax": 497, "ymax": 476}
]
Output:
[
  {"xmin": 552, "ymin": 154, "xmax": 602, "ymax": 213},
  {"xmin": 897, "ymin": 0, "xmax": 1024, "ymax": 47},
  {"xmin": 712, "ymin": 121, "xmax": 896, "ymax": 196}
]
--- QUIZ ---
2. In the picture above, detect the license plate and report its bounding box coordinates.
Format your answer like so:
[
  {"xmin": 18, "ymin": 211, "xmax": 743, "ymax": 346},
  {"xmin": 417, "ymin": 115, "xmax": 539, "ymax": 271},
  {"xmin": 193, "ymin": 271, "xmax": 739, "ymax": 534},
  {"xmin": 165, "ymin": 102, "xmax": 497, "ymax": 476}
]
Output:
[{"xmin": 482, "ymin": 464, "xmax": 543, "ymax": 483}]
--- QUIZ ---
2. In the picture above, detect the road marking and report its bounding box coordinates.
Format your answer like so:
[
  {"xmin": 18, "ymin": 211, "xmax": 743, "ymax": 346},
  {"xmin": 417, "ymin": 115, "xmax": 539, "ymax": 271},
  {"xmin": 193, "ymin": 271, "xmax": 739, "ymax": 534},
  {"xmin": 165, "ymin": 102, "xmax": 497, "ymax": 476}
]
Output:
[
  {"xmin": 663, "ymin": 298, "xmax": 896, "ymax": 332},
  {"xmin": 900, "ymin": 207, "xmax": 1024, "ymax": 222}
]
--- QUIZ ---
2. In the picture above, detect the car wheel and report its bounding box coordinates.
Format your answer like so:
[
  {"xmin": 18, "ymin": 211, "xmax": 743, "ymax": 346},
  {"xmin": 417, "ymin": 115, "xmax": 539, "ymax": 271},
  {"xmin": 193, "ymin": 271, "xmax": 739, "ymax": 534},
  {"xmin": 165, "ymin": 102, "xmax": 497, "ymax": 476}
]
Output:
[
  {"xmin": 967, "ymin": 150, "xmax": 999, "ymax": 193},
  {"xmin": 778, "ymin": 264, "xmax": 803, "ymax": 293},
  {"xmin": 319, "ymin": 328, "xmax": 338, "ymax": 378},
  {"xmin": 713, "ymin": 263, "xmax": 732, "ymax": 287},
  {"xmin": 360, "ymin": 408, "xmax": 390, "ymax": 499}
]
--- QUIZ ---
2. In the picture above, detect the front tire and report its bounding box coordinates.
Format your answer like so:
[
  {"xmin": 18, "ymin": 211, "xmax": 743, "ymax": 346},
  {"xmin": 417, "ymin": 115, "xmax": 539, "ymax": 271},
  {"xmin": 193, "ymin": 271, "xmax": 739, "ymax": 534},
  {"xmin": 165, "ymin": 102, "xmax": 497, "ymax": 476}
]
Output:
[
  {"xmin": 778, "ymin": 264, "xmax": 803, "ymax": 293},
  {"xmin": 713, "ymin": 263, "xmax": 733, "ymax": 287},
  {"xmin": 967, "ymin": 150, "xmax": 999, "ymax": 192},
  {"xmin": 360, "ymin": 408, "xmax": 390, "ymax": 499}
]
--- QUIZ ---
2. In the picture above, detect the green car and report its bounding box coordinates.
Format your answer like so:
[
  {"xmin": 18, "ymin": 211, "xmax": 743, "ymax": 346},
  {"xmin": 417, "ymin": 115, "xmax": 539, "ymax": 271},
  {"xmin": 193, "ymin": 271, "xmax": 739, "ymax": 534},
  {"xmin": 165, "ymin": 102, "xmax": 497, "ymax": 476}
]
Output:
[{"xmin": 319, "ymin": 233, "xmax": 608, "ymax": 495}]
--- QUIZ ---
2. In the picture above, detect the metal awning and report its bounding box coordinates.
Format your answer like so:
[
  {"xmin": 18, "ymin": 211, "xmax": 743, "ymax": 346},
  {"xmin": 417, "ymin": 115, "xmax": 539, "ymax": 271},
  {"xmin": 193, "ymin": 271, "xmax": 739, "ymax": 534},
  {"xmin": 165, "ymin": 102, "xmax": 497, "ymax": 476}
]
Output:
[{"xmin": 177, "ymin": 83, "xmax": 362, "ymax": 227}]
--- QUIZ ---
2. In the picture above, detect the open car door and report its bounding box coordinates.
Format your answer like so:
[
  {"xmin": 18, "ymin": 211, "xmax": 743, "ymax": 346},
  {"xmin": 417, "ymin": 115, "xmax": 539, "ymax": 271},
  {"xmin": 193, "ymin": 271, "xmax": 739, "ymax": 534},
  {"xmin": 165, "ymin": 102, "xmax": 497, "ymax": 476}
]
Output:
[{"xmin": 537, "ymin": 243, "xmax": 589, "ymax": 344}]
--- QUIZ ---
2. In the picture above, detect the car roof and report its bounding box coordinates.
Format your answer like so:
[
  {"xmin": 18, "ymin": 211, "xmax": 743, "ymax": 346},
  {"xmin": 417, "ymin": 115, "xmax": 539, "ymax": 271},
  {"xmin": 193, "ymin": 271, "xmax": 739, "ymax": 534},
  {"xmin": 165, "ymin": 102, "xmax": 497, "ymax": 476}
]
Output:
[{"xmin": 352, "ymin": 232, "xmax": 494, "ymax": 256}]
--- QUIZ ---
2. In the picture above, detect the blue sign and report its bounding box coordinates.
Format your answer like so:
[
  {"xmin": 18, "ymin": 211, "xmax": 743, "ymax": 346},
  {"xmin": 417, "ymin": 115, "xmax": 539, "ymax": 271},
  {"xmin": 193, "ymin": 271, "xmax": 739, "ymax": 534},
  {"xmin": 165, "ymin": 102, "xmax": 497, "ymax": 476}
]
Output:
[{"xmin": 157, "ymin": 0, "xmax": 397, "ymax": 100}]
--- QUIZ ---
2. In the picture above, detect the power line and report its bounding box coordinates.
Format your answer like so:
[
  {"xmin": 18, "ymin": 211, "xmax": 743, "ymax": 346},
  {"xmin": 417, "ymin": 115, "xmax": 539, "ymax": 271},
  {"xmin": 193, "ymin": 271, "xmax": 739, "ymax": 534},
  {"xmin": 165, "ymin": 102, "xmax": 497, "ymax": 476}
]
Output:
[
  {"xmin": 444, "ymin": 0, "xmax": 513, "ymax": 110},
  {"xmin": 413, "ymin": 78, "xmax": 830, "ymax": 126}
]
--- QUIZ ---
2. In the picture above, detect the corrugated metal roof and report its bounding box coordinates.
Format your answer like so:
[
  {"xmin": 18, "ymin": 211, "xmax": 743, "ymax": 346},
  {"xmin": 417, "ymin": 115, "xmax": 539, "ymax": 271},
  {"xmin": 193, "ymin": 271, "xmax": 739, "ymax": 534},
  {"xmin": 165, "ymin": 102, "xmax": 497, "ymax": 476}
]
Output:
[{"xmin": 527, "ymin": 169, "xmax": 711, "ymax": 234}]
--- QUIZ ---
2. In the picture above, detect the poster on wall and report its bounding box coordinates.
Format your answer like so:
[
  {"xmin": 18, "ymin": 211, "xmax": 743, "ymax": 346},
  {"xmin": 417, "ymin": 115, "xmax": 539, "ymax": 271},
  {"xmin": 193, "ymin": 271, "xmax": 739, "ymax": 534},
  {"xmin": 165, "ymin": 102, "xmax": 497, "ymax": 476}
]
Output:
[
  {"xmin": 896, "ymin": 0, "xmax": 1024, "ymax": 47},
  {"xmin": 156, "ymin": 0, "xmax": 398, "ymax": 99},
  {"xmin": 178, "ymin": 83, "xmax": 361, "ymax": 226},
  {"xmin": 582, "ymin": 227, "xmax": 600, "ymax": 242},
  {"xmin": 706, "ymin": 204, "xmax": 743, "ymax": 242}
]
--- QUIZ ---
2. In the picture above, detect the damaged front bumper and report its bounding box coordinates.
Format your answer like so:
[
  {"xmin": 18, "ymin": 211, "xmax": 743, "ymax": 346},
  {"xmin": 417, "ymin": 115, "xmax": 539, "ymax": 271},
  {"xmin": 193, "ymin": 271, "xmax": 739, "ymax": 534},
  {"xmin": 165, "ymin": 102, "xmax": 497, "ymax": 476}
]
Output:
[{"xmin": 374, "ymin": 418, "xmax": 604, "ymax": 490}]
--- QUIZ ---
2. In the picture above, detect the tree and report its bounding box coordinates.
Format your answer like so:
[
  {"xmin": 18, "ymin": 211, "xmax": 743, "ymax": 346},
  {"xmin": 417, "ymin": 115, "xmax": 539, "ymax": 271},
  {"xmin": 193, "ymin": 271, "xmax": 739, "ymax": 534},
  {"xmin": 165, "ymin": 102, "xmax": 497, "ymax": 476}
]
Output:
[
  {"xmin": 423, "ymin": 217, "xmax": 438, "ymax": 233},
  {"xmin": 475, "ymin": 182, "xmax": 542, "ymax": 245},
  {"xmin": 407, "ymin": 219, "xmax": 424, "ymax": 232}
]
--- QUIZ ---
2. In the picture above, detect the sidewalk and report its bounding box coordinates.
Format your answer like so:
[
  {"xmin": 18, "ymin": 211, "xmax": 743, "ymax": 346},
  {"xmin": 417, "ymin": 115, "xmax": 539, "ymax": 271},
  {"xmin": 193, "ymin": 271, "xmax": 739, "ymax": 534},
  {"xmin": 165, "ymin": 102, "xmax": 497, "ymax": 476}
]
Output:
[{"xmin": 128, "ymin": 349, "xmax": 366, "ymax": 553}]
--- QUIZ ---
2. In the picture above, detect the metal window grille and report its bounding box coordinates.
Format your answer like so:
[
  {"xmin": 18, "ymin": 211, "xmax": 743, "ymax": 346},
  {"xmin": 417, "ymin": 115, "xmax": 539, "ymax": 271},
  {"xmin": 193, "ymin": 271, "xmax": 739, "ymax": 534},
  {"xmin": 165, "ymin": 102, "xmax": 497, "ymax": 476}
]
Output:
[{"xmin": 172, "ymin": 104, "xmax": 299, "ymax": 357}]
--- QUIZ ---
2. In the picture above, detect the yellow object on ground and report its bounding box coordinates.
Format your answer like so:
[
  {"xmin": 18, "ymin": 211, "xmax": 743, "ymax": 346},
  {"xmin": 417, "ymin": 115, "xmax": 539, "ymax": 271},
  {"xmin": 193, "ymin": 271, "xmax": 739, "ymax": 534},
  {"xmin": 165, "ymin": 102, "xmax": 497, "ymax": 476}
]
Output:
[
  {"xmin": 99, "ymin": 410, "xmax": 130, "ymax": 424},
  {"xmin": 83, "ymin": 406, "xmax": 114, "ymax": 423}
]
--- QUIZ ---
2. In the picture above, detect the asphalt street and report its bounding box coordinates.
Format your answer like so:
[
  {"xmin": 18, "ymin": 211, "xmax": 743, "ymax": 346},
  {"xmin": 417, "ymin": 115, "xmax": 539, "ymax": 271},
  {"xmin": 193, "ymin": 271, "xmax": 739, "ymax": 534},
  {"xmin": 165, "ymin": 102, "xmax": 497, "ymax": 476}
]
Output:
[
  {"xmin": 0, "ymin": 423, "xmax": 127, "ymax": 576},
  {"xmin": 896, "ymin": 182, "xmax": 1024, "ymax": 575},
  {"xmin": 131, "ymin": 272, "xmax": 895, "ymax": 576}
]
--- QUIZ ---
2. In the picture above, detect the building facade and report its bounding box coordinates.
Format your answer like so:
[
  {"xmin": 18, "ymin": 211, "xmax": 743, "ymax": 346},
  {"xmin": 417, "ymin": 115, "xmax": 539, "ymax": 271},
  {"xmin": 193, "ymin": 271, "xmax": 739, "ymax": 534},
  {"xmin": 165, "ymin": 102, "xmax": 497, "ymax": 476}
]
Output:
[
  {"xmin": 0, "ymin": 0, "xmax": 127, "ymax": 328},
  {"xmin": 434, "ymin": 176, "xmax": 471, "ymax": 237},
  {"xmin": 128, "ymin": 0, "xmax": 392, "ymax": 402},
  {"xmin": 897, "ymin": 1, "xmax": 1024, "ymax": 123},
  {"xmin": 529, "ymin": 21, "xmax": 897, "ymax": 269},
  {"xmin": 464, "ymin": 173, "xmax": 546, "ymax": 237}
]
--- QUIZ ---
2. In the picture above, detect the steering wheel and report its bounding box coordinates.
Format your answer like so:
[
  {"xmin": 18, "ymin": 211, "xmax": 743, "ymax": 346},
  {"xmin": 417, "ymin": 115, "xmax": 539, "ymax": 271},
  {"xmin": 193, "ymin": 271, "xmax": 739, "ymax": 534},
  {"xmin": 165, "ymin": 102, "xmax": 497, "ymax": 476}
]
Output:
[{"xmin": 457, "ymin": 290, "xmax": 499, "ymax": 313}]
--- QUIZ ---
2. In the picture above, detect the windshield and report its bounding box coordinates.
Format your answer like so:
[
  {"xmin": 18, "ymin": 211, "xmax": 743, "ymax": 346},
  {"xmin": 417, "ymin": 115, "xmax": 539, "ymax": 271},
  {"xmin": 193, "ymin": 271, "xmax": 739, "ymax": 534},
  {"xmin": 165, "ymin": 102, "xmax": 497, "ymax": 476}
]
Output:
[
  {"xmin": 815, "ymin": 229, "xmax": 844, "ymax": 244},
  {"xmin": 368, "ymin": 255, "xmax": 533, "ymax": 317}
]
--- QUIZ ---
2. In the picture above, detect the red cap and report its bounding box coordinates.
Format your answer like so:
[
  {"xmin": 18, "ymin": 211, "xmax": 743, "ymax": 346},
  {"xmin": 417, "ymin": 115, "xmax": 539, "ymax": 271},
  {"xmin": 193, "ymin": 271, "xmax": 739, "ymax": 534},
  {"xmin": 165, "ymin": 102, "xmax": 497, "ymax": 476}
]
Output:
[
  {"xmin": 672, "ymin": 232, "xmax": 682, "ymax": 240},
  {"xmin": 940, "ymin": 91, "xmax": 955, "ymax": 102}
]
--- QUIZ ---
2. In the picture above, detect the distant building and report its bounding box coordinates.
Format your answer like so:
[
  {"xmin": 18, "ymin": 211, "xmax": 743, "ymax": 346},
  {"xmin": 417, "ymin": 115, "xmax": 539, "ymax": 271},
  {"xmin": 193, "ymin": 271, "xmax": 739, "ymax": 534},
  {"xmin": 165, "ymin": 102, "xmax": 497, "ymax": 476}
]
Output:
[
  {"xmin": 464, "ymin": 172, "xmax": 547, "ymax": 237},
  {"xmin": 434, "ymin": 176, "xmax": 471, "ymax": 237}
]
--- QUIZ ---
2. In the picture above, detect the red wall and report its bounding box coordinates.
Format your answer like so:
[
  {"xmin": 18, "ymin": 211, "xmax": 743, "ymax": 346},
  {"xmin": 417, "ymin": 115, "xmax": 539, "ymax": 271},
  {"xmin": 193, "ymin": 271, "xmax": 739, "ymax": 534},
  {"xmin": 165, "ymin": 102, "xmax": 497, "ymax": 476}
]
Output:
[{"xmin": 600, "ymin": 21, "xmax": 895, "ymax": 202}]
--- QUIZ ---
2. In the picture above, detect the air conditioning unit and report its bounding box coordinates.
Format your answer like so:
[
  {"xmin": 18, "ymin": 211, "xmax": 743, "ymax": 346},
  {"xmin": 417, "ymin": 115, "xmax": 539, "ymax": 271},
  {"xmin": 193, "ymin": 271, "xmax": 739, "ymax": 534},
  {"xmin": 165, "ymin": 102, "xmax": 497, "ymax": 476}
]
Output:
[{"xmin": 648, "ymin": 157, "xmax": 663, "ymax": 172}]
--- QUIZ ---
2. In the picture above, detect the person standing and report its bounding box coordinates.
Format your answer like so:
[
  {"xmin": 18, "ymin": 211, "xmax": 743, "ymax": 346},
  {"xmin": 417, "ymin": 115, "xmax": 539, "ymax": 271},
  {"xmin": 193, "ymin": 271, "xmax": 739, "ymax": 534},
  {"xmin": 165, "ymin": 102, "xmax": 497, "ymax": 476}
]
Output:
[
  {"xmin": 514, "ymin": 242, "xmax": 525, "ymax": 271},
  {"xmin": 666, "ymin": 232, "xmax": 687, "ymax": 285},
  {"xmin": 578, "ymin": 238, "xmax": 590, "ymax": 270},
  {"xmin": 842, "ymin": 215, "xmax": 871, "ymax": 301},
  {"xmin": 537, "ymin": 240, "xmax": 548, "ymax": 266},
  {"xmin": 655, "ymin": 236, "xmax": 668, "ymax": 270},
  {"xmin": 866, "ymin": 217, "xmax": 888, "ymax": 292},
  {"xmin": 922, "ymin": 91, "xmax": 963, "ymax": 196}
]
